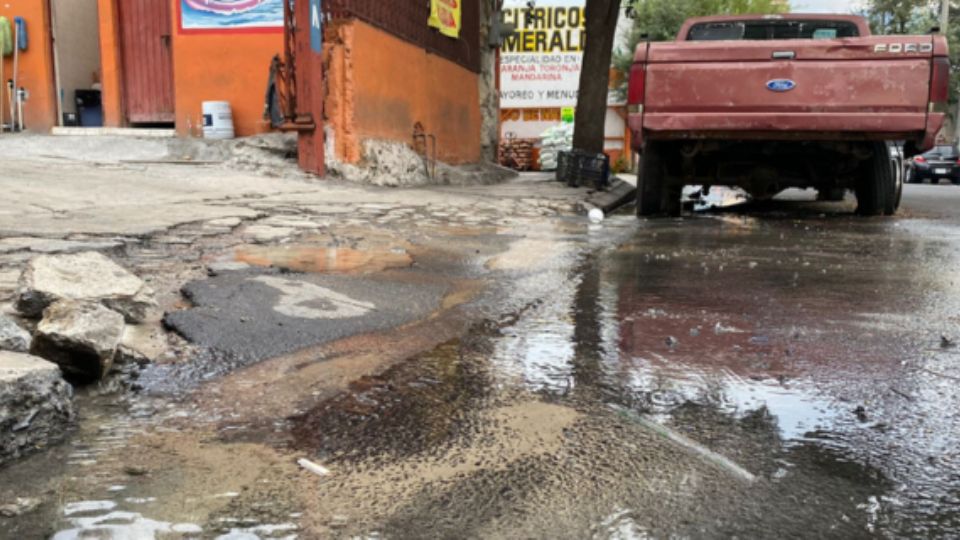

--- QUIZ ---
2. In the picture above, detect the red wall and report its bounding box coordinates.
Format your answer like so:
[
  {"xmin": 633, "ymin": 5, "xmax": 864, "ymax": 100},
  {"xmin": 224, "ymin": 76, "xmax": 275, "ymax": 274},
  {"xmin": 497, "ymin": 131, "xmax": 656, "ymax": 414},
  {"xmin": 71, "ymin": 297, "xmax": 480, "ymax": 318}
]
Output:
[
  {"xmin": 326, "ymin": 20, "xmax": 482, "ymax": 164},
  {"xmin": 169, "ymin": 0, "xmax": 282, "ymax": 137}
]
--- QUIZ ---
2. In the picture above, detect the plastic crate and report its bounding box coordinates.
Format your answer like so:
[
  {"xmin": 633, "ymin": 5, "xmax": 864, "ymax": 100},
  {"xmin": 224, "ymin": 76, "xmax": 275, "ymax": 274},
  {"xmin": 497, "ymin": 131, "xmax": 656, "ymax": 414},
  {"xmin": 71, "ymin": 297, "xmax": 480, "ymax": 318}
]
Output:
[{"xmin": 555, "ymin": 150, "xmax": 610, "ymax": 189}]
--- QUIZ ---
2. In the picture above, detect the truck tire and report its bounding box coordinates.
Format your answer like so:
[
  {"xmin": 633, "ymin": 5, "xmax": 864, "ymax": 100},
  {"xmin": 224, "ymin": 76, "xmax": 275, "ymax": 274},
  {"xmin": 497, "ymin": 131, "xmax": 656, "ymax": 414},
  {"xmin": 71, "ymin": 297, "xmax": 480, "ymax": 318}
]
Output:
[
  {"xmin": 636, "ymin": 142, "xmax": 681, "ymax": 217},
  {"xmin": 855, "ymin": 142, "xmax": 895, "ymax": 216}
]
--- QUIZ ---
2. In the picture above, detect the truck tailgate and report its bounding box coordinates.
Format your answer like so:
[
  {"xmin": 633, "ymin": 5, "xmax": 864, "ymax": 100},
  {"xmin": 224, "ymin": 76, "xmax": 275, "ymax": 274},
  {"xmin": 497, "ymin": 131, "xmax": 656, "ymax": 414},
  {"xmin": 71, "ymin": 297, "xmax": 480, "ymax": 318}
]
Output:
[{"xmin": 642, "ymin": 37, "xmax": 936, "ymax": 134}]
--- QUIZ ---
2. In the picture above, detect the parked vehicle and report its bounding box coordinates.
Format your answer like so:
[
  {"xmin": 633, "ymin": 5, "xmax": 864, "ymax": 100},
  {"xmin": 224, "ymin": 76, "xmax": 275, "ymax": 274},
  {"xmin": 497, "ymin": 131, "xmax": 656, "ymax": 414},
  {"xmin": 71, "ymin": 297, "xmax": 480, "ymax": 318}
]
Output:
[
  {"xmin": 627, "ymin": 14, "xmax": 949, "ymax": 217},
  {"xmin": 905, "ymin": 144, "xmax": 960, "ymax": 184}
]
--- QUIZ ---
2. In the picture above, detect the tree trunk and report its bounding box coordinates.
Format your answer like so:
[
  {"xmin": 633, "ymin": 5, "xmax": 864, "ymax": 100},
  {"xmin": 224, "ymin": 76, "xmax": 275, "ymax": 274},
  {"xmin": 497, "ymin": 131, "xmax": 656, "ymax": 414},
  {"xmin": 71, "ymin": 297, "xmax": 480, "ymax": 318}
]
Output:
[{"xmin": 572, "ymin": 0, "xmax": 622, "ymax": 154}]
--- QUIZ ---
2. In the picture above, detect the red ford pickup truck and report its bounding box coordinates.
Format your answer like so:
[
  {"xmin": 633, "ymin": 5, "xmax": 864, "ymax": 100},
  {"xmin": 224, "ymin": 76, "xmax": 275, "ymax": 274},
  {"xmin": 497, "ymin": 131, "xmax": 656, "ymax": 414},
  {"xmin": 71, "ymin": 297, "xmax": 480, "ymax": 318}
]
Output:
[{"xmin": 627, "ymin": 14, "xmax": 949, "ymax": 216}]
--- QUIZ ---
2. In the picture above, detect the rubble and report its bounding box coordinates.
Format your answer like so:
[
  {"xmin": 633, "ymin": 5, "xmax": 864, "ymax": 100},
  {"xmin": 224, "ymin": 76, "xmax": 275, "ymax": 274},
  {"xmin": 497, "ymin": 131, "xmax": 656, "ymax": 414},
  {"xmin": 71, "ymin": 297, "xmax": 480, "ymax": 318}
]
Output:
[
  {"xmin": 34, "ymin": 300, "xmax": 126, "ymax": 381},
  {"xmin": 0, "ymin": 351, "xmax": 74, "ymax": 467},
  {"xmin": 0, "ymin": 237, "xmax": 123, "ymax": 255},
  {"xmin": 326, "ymin": 139, "xmax": 516, "ymax": 187},
  {"xmin": 243, "ymin": 225, "xmax": 298, "ymax": 244},
  {"xmin": 0, "ymin": 314, "xmax": 32, "ymax": 353},
  {"xmin": 118, "ymin": 323, "xmax": 168, "ymax": 366},
  {"xmin": 0, "ymin": 497, "xmax": 42, "ymax": 518},
  {"xmin": 15, "ymin": 252, "xmax": 157, "ymax": 323}
]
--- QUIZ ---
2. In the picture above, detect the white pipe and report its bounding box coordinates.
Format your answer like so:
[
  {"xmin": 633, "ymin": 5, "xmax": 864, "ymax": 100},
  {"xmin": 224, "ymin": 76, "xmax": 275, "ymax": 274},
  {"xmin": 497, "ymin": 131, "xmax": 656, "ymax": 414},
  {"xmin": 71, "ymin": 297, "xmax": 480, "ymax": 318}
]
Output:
[
  {"xmin": 10, "ymin": 23, "xmax": 17, "ymax": 130},
  {"xmin": 1, "ymin": 50, "xmax": 5, "ymax": 131},
  {"xmin": 51, "ymin": 1, "xmax": 64, "ymax": 128},
  {"xmin": 17, "ymin": 87, "xmax": 24, "ymax": 131}
]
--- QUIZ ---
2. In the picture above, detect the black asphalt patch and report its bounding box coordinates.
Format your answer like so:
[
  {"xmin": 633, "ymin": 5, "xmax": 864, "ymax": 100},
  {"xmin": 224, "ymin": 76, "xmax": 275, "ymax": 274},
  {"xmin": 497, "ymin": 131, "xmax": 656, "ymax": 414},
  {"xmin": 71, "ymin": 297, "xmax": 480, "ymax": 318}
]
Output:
[{"xmin": 163, "ymin": 269, "xmax": 447, "ymax": 362}]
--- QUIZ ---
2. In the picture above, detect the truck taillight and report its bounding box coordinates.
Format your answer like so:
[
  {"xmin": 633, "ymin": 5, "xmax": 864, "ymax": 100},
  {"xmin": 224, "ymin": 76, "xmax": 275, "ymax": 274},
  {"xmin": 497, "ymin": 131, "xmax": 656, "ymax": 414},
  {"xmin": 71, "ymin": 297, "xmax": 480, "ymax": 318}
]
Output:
[
  {"xmin": 930, "ymin": 57, "xmax": 951, "ymax": 104},
  {"xmin": 628, "ymin": 63, "xmax": 646, "ymax": 107}
]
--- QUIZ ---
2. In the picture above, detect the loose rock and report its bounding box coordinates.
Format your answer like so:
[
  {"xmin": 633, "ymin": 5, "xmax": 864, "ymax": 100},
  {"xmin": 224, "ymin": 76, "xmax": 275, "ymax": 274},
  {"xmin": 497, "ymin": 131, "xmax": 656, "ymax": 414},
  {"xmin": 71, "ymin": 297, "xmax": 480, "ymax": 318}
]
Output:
[
  {"xmin": 0, "ymin": 497, "xmax": 42, "ymax": 518},
  {"xmin": 0, "ymin": 351, "xmax": 74, "ymax": 467},
  {"xmin": 16, "ymin": 252, "xmax": 157, "ymax": 323},
  {"xmin": 0, "ymin": 314, "xmax": 31, "ymax": 353},
  {"xmin": 34, "ymin": 300, "xmax": 125, "ymax": 381}
]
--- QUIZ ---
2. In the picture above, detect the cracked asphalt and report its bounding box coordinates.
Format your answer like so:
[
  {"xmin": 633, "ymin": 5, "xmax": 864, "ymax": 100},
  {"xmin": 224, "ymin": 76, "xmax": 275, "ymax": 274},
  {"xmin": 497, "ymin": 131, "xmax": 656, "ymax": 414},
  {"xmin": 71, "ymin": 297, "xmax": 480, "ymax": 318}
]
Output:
[{"xmin": 1, "ymin": 137, "xmax": 960, "ymax": 539}]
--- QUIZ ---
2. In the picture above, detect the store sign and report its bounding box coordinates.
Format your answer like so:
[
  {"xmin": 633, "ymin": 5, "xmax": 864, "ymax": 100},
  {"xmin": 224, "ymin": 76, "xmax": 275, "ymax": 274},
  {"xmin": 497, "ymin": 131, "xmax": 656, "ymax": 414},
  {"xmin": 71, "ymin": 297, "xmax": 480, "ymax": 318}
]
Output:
[{"xmin": 499, "ymin": 1, "xmax": 586, "ymax": 108}]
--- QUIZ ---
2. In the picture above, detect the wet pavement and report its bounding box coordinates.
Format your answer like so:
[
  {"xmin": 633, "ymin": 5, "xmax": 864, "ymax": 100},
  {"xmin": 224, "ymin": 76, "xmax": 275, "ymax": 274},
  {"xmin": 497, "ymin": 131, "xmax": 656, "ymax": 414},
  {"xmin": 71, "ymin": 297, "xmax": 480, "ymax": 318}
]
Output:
[{"xmin": 2, "ymin": 185, "xmax": 960, "ymax": 538}]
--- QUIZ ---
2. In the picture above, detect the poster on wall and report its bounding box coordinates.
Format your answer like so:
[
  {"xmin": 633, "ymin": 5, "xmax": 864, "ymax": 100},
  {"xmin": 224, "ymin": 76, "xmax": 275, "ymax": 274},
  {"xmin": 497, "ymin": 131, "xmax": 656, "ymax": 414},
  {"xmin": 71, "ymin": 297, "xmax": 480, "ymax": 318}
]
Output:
[
  {"xmin": 179, "ymin": 0, "xmax": 285, "ymax": 33},
  {"xmin": 499, "ymin": 0, "xmax": 586, "ymax": 108},
  {"xmin": 428, "ymin": 0, "xmax": 461, "ymax": 39}
]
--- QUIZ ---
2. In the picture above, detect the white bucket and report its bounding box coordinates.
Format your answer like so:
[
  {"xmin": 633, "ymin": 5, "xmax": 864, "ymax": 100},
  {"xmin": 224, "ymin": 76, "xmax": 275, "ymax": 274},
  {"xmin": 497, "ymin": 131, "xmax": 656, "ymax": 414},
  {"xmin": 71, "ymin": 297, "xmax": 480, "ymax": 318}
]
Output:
[{"xmin": 202, "ymin": 101, "xmax": 235, "ymax": 140}]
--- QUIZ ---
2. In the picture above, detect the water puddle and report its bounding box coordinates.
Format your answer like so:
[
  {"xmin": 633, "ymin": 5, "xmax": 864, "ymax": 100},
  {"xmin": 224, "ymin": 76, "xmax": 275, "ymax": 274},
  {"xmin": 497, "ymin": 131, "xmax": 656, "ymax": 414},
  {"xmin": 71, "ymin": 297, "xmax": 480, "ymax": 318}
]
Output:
[
  {"xmin": 228, "ymin": 244, "xmax": 412, "ymax": 274},
  {"xmin": 52, "ymin": 498, "xmax": 299, "ymax": 539},
  {"xmin": 289, "ymin": 339, "xmax": 494, "ymax": 461}
]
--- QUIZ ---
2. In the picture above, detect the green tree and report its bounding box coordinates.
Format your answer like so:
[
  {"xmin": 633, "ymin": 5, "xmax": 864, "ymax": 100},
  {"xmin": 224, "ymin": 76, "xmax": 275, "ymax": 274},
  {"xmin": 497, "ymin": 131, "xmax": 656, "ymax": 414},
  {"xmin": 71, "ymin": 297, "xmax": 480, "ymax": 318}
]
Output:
[{"xmin": 864, "ymin": 0, "xmax": 934, "ymax": 34}]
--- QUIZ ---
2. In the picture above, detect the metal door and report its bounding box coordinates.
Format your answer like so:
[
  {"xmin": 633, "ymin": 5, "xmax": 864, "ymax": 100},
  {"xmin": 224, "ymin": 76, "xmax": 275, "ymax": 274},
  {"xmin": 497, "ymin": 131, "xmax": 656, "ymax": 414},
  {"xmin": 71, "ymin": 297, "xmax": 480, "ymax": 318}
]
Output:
[{"xmin": 119, "ymin": 0, "xmax": 174, "ymax": 123}]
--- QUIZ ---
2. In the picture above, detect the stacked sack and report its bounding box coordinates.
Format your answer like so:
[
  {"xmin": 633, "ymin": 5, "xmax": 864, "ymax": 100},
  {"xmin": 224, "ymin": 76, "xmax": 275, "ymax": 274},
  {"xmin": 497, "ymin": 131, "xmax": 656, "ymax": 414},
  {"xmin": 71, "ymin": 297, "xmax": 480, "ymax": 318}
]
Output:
[{"xmin": 538, "ymin": 123, "xmax": 574, "ymax": 171}]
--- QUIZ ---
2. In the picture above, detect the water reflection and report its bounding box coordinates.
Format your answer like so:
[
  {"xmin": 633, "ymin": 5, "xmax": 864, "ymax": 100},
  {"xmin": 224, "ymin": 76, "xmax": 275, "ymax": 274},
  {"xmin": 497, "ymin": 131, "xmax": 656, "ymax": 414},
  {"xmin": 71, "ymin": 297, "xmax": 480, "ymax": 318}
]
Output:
[{"xmin": 492, "ymin": 215, "xmax": 960, "ymax": 536}]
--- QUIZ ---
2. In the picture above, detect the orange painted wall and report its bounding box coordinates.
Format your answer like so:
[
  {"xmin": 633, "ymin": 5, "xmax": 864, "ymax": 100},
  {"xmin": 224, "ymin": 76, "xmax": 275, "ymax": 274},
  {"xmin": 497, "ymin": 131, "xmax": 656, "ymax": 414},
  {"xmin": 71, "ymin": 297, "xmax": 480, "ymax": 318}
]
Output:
[
  {"xmin": 169, "ymin": 0, "xmax": 281, "ymax": 137},
  {"xmin": 0, "ymin": 1, "xmax": 57, "ymax": 131},
  {"xmin": 96, "ymin": 0, "xmax": 122, "ymax": 127},
  {"xmin": 326, "ymin": 20, "xmax": 481, "ymax": 165}
]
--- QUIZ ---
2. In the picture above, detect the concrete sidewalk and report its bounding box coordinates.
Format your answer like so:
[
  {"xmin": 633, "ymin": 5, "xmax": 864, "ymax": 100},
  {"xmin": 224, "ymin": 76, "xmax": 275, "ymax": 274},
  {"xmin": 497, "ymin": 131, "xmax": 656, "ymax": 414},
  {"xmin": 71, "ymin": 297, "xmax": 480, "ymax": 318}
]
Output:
[{"xmin": 0, "ymin": 136, "xmax": 600, "ymax": 306}]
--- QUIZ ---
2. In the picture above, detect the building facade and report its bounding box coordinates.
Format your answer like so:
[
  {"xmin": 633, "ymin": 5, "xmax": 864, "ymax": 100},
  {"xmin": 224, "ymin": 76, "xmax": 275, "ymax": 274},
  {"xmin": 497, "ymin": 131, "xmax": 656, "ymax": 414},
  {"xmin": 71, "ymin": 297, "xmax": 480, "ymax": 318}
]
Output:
[{"xmin": 0, "ymin": 0, "xmax": 485, "ymax": 165}]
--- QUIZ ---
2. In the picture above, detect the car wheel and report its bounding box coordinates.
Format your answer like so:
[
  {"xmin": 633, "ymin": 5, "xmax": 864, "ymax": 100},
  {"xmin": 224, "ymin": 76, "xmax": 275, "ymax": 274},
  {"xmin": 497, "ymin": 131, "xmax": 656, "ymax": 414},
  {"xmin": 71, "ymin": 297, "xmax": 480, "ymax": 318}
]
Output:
[
  {"xmin": 904, "ymin": 167, "xmax": 916, "ymax": 184},
  {"xmin": 636, "ymin": 141, "xmax": 680, "ymax": 218},
  {"xmin": 856, "ymin": 142, "xmax": 895, "ymax": 216}
]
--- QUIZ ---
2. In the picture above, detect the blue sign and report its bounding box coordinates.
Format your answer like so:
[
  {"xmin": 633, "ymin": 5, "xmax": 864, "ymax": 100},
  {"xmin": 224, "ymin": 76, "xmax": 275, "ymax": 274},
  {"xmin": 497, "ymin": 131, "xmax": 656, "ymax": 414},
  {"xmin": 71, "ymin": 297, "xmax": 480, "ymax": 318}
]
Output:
[
  {"xmin": 310, "ymin": 0, "xmax": 322, "ymax": 52},
  {"xmin": 766, "ymin": 79, "xmax": 797, "ymax": 92}
]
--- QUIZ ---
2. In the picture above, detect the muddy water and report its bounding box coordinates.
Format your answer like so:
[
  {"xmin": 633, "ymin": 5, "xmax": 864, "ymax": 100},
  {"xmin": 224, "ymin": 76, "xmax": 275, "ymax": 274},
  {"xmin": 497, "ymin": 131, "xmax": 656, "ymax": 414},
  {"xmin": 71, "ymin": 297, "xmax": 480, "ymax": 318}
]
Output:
[
  {"xmin": 232, "ymin": 244, "xmax": 413, "ymax": 274},
  {"xmin": 285, "ymin": 212, "xmax": 960, "ymax": 537},
  {"xmin": 3, "ymin": 200, "xmax": 960, "ymax": 538}
]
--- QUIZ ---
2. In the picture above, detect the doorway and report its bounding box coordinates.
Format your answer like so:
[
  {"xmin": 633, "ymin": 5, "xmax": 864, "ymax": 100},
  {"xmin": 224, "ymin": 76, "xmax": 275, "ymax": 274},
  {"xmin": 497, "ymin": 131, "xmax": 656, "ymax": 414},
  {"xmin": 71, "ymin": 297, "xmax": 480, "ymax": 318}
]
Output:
[
  {"xmin": 117, "ymin": 0, "xmax": 174, "ymax": 124},
  {"xmin": 50, "ymin": 0, "xmax": 104, "ymax": 127}
]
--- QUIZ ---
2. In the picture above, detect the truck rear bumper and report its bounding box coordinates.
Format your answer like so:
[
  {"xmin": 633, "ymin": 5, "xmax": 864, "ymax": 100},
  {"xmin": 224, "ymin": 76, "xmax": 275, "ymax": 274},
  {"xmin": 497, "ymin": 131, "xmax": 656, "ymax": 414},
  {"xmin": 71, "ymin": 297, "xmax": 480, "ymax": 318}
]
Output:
[{"xmin": 629, "ymin": 112, "xmax": 944, "ymax": 151}]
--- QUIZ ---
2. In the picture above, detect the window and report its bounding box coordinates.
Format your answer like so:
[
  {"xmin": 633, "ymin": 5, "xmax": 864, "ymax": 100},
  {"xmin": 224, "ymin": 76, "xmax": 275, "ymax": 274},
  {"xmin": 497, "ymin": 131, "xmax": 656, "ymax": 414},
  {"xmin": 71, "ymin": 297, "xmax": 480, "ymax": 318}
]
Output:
[{"xmin": 687, "ymin": 20, "xmax": 860, "ymax": 41}]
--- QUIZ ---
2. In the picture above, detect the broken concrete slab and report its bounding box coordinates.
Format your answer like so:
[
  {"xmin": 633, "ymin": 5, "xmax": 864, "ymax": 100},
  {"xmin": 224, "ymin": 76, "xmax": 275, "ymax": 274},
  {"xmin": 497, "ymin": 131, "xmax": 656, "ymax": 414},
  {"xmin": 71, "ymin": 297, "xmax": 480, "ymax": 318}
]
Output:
[
  {"xmin": 0, "ymin": 237, "xmax": 123, "ymax": 255},
  {"xmin": 206, "ymin": 261, "xmax": 252, "ymax": 276},
  {"xmin": 34, "ymin": 300, "xmax": 125, "ymax": 381},
  {"xmin": 15, "ymin": 252, "xmax": 157, "ymax": 323},
  {"xmin": 259, "ymin": 216, "xmax": 329, "ymax": 229},
  {"xmin": 242, "ymin": 225, "xmax": 297, "ymax": 244},
  {"xmin": 206, "ymin": 217, "xmax": 244, "ymax": 228},
  {"xmin": 0, "ymin": 315, "xmax": 32, "ymax": 353},
  {"xmin": 0, "ymin": 269, "xmax": 18, "ymax": 297},
  {"xmin": 581, "ymin": 177, "xmax": 638, "ymax": 215},
  {"xmin": 0, "ymin": 351, "xmax": 74, "ymax": 467},
  {"xmin": 118, "ymin": 323, "xmax": 168, "ymax": 366}
]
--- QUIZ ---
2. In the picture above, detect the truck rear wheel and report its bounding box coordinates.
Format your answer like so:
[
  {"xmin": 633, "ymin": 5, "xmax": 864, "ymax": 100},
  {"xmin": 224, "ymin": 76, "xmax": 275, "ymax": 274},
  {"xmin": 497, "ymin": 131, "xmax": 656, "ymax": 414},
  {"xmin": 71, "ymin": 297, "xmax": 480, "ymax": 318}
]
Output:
[
  {"xmin": 856, "ymin": 142, "xmax": 896, "ymax": 216},
  {"xmin": 637, "ymin": 142, "xmax": 681, "ymax": 218}
]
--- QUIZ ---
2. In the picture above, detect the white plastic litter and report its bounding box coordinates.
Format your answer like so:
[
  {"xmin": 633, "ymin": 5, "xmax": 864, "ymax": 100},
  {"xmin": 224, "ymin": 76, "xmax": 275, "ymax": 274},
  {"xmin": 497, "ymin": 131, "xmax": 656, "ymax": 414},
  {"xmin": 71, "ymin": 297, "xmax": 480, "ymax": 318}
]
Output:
[
  {"xmin": 297, "ymin": 458, "xmax": 331, "ymax": 477},
  {"xmin": 588, "ymin": 208, "xmax": 605, "ymax": 224}
]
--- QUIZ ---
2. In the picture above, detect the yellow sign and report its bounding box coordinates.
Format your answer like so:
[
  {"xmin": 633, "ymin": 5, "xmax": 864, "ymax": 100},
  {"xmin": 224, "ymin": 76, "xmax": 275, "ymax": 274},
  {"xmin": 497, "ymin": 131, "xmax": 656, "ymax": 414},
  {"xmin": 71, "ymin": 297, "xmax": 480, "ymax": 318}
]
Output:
[{"xmin": 428, "ymin": 0, "xmax": 461, "ymax": 39}]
